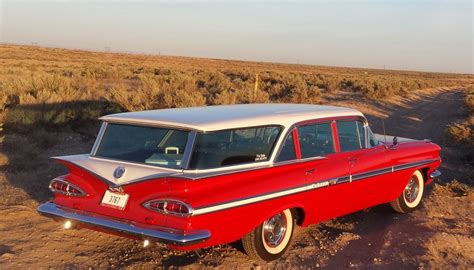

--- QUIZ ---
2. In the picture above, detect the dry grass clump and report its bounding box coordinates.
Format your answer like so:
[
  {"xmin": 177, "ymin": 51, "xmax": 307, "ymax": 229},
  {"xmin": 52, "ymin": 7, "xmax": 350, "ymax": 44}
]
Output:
[
  {"xmin": 446, "ymin": 122, "xmax": 472, "ymax": 144},
  {"xmin": 465, "ymin": 86, "xmax": 474, "ymax": 112},
  {"xmin": 446, "ymin": 87, "xmax": 474, "ymax": 140},
  {"xmin": 0, "ymin": 73, "xmax": 117, "ymax": 131},
  {"xmin": 340, "ymin": 77, "xmax": 437, "ymax": 99},
  {"xmin": 445, "ymin": 86, "xmax": 474, "ymax": 168}
]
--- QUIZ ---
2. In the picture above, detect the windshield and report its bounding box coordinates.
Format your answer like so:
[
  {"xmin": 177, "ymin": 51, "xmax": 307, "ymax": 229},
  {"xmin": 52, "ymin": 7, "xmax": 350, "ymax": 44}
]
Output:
[
  {"xmin": 95, "ymin": 123, "xmax": 189, "ymax": 169},
  {"xmin": 189, "ymin": 125, "xmax": 282, "ymax": 169}
]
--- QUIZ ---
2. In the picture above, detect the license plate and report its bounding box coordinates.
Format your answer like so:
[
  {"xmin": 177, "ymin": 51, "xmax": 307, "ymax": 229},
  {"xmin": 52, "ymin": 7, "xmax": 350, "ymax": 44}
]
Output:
[{"xmin": 101, "ymin": 190, "xmax": 129, "ymax": 210}]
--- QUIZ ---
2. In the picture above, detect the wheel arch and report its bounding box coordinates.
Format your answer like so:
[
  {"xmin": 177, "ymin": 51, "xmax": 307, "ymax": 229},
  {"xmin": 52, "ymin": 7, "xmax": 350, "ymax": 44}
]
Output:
[
  {"xmin": 290, "ymin": 207, "xmax": 306, "ymax": 226},
  {"xmin": 419, "ymin": 166, "xmax": 430, "ymax": 184},
  {"xmin": 251, "ymin": 203, "xmax": 307, "ymax": 232}
]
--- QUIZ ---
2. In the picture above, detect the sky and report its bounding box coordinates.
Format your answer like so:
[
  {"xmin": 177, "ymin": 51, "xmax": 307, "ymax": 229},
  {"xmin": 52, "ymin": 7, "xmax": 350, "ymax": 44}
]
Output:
[{"xmin": 0, "ymin": 0, "xmax": 472, "ymax": 73}]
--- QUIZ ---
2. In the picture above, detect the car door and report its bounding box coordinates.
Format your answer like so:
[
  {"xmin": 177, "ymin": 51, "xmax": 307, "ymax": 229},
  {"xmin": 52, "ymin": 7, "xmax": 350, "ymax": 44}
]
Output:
[
  {"xmin": 291, "ymin": 120, "xmax": 357, "ymax": 223},
  {"xmin": 335, "ymin": 119, "xmax": 393, "ymax": 209}
]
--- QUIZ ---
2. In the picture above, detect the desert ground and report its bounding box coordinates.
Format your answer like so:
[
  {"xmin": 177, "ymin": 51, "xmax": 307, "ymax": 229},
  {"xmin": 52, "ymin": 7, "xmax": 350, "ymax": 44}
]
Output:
[{"xmin": 0, "ymin": 45, "xmax": 472, "ymax": 269}]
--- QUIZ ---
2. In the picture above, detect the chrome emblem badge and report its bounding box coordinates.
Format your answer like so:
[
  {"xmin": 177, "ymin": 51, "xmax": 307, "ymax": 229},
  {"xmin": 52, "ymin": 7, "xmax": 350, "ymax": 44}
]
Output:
[{"xmin": 113, "ymin": 166, "xmax": 125, "ymax": 179}]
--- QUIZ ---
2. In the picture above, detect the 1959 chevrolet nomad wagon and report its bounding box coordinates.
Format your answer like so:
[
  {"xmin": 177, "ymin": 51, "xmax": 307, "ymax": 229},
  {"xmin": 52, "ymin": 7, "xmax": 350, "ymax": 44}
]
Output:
[{"xmin": 38, "ymin": 104, "xmax": 441, "ymax": 261}]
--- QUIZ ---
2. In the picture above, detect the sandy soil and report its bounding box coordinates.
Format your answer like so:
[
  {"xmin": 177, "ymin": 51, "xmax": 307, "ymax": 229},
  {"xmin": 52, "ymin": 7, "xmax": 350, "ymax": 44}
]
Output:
[{"xmin": 0, "ymin": 88, "xmax": 472, "ymax": 269}]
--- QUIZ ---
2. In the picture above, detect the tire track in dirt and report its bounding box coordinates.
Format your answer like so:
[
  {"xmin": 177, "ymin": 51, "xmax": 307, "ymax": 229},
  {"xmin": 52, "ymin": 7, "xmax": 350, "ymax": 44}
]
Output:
[
  {"xmin": 367, "ymin": 89, "xmax": 466, "ymax": 183},
  {"xmin": 370, "ymin": 89, "xmax": 464, "ymax": 143}
]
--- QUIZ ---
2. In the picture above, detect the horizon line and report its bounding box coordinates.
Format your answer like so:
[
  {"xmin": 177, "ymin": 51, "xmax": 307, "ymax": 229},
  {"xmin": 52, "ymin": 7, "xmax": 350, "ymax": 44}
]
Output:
[{"xmin": 1, "ymin": 42, "xmax": 472, "ymax": 76}]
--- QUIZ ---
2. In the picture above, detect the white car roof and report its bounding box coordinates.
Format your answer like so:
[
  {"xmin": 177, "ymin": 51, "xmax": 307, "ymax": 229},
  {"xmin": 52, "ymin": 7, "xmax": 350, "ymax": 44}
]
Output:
[{"xmin": 100, "ymin": 103, "xmax": 364, "ymax": 131}]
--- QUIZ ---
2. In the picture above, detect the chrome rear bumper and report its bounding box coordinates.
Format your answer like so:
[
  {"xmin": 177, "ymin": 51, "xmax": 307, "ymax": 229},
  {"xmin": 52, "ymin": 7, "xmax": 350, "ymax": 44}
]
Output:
[
  {"xmin": 430, "ymin": 170, "xmax": 441, "ymax": 181},
  {"xmin": 37, "ymin": 202, "xmax": 210, "ymax": 246}
]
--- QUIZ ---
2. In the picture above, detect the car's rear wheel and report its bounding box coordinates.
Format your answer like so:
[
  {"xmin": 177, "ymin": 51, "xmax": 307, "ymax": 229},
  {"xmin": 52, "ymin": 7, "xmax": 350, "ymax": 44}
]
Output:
[
  {"xmin": 390, "ymin": 170, "xmax": 424, "ymax": 213},
  {"xmin": 242, "ymin": 209, "xmax": 294, "ymax": 261}
]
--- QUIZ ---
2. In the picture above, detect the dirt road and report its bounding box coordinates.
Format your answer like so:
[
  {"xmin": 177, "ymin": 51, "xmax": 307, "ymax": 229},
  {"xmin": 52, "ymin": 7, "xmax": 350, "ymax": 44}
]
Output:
[{"xmin": 0, "ymin": 89, "xmax": 472, "ymax": 269}]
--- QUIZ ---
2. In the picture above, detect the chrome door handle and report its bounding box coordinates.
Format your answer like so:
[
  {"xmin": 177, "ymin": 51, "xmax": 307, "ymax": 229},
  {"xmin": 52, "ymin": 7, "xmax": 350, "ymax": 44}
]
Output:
[
  {"xmin": 348, "ymin": 158, "xmax": 358, "ymax": 163},
  {"xmin": 305, "ymin": 169, "xmax": 315, "ymax": 175}
]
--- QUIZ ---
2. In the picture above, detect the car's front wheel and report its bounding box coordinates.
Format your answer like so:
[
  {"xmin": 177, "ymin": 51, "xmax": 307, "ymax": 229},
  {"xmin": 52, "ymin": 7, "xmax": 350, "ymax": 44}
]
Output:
[
  {"xmin": 390, "ymin": 170, "xmax": 425, "ymax": 213},
  {"xmin": 242, "ymin": 209, "xmax": 294, "ymax": 261}
]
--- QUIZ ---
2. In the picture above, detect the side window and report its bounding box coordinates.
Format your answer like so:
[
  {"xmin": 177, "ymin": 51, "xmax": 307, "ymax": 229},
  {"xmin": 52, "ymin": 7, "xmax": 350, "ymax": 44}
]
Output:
[
  {"xmin": 368, "ymin": 126, "xmax": 379, "ymax": 147},
  {"xmin": 189, "ymin": 126, "xmax": 282, "ymax": 169},
  {"xmin": 297, "ymin": 122, "xmax": 335, "ymax": 158},
  {"xmin": 277, "ymin": 131, "xmax": 297, "ymax": 162},
  {"xmin": 337, "ymin": 120, "xmax": 366, "ymax": 152}
]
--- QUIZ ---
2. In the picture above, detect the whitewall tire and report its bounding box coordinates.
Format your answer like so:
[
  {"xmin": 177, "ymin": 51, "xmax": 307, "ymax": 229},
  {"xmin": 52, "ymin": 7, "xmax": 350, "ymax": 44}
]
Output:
[
  {"xmin": 242, "ymin": 209, "xmax": 294, "ymax": 261},
  {"xmin": 390, "ymin": 170, "xmax": 424, "ymax": 213}
]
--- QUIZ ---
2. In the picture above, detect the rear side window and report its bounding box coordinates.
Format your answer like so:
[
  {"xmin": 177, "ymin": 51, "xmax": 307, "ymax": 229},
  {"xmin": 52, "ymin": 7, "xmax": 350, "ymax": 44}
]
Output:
[
  {"xmin": 276, "ymin": 131, "xmax": 297, "ymax": 162},
  {"xmin": 337, "ymin": 120, "xmax": 366, "ymax": 152},
  {"xmin": 189, "ymin": 126, "xmax": 281, "ymax": 169},
  {"xmin": 297, "ymin": 122, "xmax": 335, "ymax": 158}
]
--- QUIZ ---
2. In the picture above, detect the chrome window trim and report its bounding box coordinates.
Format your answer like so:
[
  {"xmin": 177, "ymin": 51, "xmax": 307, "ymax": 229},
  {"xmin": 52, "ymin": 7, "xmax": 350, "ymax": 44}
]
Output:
[
  {"xmin": 91, "ymin": 122, "xmax": 108, "ymax": 156},
  {"xmin": 364, "ymin": 122, "xmax": 370, "ymax": 149},
  {"xmin": 180, "ymin": 130, "xmax": 197, "ymax": 170}
]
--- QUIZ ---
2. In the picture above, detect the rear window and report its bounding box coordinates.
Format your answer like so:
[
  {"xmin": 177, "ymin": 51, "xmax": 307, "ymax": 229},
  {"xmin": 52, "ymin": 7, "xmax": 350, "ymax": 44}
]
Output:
[
  {"xmin": 189, "ymin": 126, "xmax": 282, "ymax": 169},
  {"xmin": 95, "ymin": 124, "xmax": 189, "ymax": 169}
]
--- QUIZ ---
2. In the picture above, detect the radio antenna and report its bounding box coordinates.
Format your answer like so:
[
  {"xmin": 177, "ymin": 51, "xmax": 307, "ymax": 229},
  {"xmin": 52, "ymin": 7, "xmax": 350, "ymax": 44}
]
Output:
[{"xmin": 382, "ymin": 119, "xmax": 387, "ymax": 143}]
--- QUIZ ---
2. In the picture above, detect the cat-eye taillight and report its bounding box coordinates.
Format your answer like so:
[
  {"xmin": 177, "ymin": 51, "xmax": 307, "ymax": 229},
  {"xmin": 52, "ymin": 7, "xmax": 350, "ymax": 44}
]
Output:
[
  {"xmin": 49, "ymin": 178, "xmax": 86, "ymax": 197},
  {"xmin": 143, "ymin": 199, "xmax": 193, "ymax": 217}
]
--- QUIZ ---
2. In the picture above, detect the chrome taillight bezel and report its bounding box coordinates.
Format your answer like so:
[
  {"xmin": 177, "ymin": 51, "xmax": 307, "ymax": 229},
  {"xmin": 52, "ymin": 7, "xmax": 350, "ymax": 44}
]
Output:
[
  {"xmin": 143, "ymin": 199, "xmax": 193, "ymax": 217},
  {"xmin": 49, "ymin": 178, "xmax": 87, "ymax": 197}
]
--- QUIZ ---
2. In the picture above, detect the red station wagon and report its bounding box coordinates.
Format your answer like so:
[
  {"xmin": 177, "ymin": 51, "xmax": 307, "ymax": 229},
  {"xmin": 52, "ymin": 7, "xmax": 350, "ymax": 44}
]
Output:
[{"xmin": 38, "ymin": 104, "xmax": 442, "ymax": 261}]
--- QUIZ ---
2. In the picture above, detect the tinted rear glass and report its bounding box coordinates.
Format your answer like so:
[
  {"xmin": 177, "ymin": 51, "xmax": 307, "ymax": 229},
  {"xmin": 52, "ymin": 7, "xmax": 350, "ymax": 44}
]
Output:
[{"xmin": 95, "ymin": 124, "xmax": 189, "ymax": 169}]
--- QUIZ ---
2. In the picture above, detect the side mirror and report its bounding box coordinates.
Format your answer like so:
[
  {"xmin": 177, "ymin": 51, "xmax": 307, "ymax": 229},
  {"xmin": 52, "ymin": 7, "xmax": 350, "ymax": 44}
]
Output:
[{"xmin": 390, "ymin": 136, "xmax": 398, "ymax": 149}]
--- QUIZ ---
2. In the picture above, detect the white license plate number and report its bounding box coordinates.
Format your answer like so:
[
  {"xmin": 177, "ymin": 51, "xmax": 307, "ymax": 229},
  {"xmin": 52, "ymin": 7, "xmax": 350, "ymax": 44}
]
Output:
[{"xmin": 101, "ymin": 190, "xmax": 129, "ymax": 210}]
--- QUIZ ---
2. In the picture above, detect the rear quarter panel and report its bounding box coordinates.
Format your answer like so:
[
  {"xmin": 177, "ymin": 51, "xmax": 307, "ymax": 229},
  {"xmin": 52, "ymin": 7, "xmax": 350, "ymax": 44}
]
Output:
[
  {"xmin": 53, "ymin": 160, "xmax": 174, "ymax": 228},
  {"xmin": 177, "ymin": 162, "xmax": 312, "ymax": 249},
  {"xmin": 387, "ymin": 141, "xmax": 441, "ymax": 201}
]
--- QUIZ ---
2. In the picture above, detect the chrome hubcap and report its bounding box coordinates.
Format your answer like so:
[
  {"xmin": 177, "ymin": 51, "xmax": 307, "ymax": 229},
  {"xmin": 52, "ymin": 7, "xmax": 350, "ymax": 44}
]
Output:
[
  {"xmin": 404, "ymin": 176, "xmax": 419, "ymax": 203},
  {"xmin": 263, "ymin": 213, "xmax": 287, "ymax": 247}
]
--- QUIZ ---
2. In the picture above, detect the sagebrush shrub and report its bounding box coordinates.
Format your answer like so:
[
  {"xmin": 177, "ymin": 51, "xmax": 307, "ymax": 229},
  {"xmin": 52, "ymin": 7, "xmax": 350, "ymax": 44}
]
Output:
[{"xmin": 0, "ymin": 45, "xmax": 467, "ymax": 133}]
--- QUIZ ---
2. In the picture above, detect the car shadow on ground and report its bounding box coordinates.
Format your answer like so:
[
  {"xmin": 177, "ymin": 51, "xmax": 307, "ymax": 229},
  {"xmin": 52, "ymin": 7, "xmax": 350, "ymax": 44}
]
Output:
[{"xmin": 0, "ymin": 100, "xmax": 122, "ymax": 204}]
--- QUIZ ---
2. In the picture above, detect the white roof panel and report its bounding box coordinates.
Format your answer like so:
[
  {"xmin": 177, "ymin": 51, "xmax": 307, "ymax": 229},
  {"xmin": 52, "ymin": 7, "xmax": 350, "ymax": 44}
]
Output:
[{"xmin": 100, "ymin": 103, "xmax": 364, "ymax": 131}]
